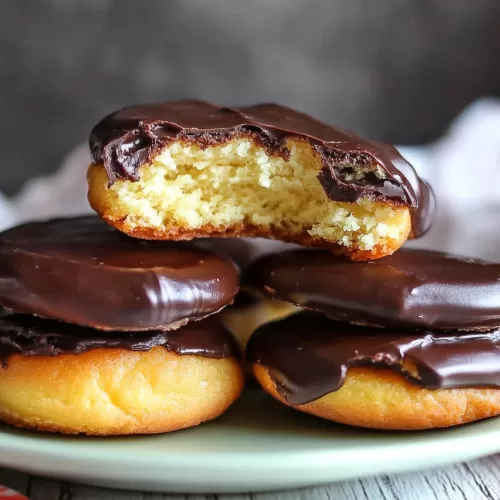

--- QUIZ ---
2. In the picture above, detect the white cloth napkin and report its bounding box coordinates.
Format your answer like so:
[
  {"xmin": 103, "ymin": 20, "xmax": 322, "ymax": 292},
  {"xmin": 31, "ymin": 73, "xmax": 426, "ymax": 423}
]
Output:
[
  {"xmin": 3, "ymin": 98, "xmax": 500, "ymax": 260},
  {"xmin": 401, "ymin": 98, "xmax": 500, "ymax": 261}
]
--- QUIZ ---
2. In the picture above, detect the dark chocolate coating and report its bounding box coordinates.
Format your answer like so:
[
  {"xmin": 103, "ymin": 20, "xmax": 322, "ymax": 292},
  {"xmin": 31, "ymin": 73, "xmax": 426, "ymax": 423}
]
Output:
[
  {"xmin": 0, "ymin": 216, "xmax": 239, "ymax": 331},
  {"xmin": 247, "ymin": 313, "xmax": 500, "ymax": 405},
  {"xmin": 243, "ymin": 248, "xmax": 500, "ymax": 330},
  {"xmin": 90, "ymin": 100, "xmax": 434, "ymax": 237},
  {"xmin": 0, "ymin": 311, "xmax": 239, "ymax": 366}
]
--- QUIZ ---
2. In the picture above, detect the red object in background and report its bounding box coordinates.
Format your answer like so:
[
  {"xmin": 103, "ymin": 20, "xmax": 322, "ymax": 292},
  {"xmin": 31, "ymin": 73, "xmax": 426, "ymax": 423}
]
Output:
[{"xmin": 0, "ymin": 486, "xmax": 28, "ymax": 500}]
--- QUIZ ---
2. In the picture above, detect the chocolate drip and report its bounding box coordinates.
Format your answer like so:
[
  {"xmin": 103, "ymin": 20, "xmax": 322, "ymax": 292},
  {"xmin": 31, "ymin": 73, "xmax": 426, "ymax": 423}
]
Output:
[
  {"xmin": 243, "ymin": 248, "xmax": 500, "ymax": 330},
  {"xmin": 0, "ymin": 216, "xmax": 239, "ymax": 331},
  {"xmin": 247, "ymin": 313, "xmax": 500, "ymax": 405},
  {"xmin": 0, "ymin": 311, "xmax": 239, "ymax": 366},
  {"xmin": 90, "ymin": 100, "xmax": 434, "ymax": 237}
]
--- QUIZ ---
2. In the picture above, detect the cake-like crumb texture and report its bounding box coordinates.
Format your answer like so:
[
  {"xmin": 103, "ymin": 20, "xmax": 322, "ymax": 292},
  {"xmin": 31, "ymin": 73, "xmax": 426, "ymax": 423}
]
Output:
[
  {"xmin": 88, "ymin": 137, "xmax": 411, "ymax": 260},
  {"xmin": 253, "ymin": 365, "xmax": 500, "ymax": 430},
  {"xmin": 0, "ymin": 347, "xmax": 244, "ymax": 435}
]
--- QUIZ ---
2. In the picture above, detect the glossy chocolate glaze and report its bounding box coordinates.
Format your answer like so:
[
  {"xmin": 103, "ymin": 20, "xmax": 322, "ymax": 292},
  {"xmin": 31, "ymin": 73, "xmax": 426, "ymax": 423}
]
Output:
[
  {"xmin": 0, "ymin": 311, "xmax": 239, "ymax": 366},
  {"xmin": 0, "ymin": 216, "xmax": 239, "ymax": 331},
  {"xmin": 90, "ymin": 100, "xmax": 434, "ymax": 237},
  {"xmin": 243, "ymin": 248, "xmax": 500, "ymax": 330},
  {"xmin": 247, "ymin": 313, "xmax": 500, "ymax": 405}
]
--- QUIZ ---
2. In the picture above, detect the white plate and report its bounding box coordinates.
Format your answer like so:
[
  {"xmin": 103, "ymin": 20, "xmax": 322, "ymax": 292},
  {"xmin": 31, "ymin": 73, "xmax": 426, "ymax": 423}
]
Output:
[{"xmin": 0, "ymin": 388, "xmax": 499, "ymax": 493}]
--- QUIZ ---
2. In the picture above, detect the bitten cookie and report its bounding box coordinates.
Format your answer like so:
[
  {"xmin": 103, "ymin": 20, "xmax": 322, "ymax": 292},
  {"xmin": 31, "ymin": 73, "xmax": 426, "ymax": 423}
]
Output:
[
  {"xmin": 0, "ymin": 216, "xmax": 239, "ymax": 331},
  {"xmin": 0, "ymin": 313, "xmax": 244, "ymax": 435},
  {"xmin": 88, "ymin": 100, "xmax": 434, "ymax": 261},
  {"xmin": 247, "ymin": 313, "xmax": 500, "ymax": 430}
]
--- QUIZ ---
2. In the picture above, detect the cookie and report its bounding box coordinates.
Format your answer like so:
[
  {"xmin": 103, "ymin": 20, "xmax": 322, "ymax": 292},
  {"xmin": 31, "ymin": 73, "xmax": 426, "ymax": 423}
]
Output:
[
  {"xmin": 88, "ymin": 100, "xmax": 434, "ymax": 260},
  {"xmin": 248, "ymin": 313, "xmax": 500, "ymax": 430},
  {"xmin": 0, "ymin": 216, "xmax": 239, "ymax": 331},
  {"xmin": 243, "ymin": 248, "xmax": 500, "ymax": 330},
  {"xmin": 0, "ymin": 312, "xmax": 243, "ymax": 435}
]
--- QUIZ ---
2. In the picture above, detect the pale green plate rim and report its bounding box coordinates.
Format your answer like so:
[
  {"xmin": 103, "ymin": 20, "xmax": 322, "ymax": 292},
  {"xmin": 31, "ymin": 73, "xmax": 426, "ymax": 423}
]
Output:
[{"xmin": 0, "ymin": 389, "xmax": 499, "ymax": 493}]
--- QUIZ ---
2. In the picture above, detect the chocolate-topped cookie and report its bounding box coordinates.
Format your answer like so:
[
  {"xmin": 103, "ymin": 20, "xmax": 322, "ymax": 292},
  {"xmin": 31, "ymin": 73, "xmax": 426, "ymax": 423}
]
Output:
[
  {"xmin": 87, "ymin": 100, "xmax": 434, "ymax": 260},
  {"xmin": 247, "ymin": 313, "xmax": 500, "ymax": 405},
  {"xmin": 248, "ymin": 313, "xmax": 500, "ymax": 430},
  {"xmin": 243, "ymin": 248, "xmax": 500, "ymax": 330},
  {"xmin": 0, "ymin": 216, "xmax": 239, "ymax": 331},
  {"xmin": 0, "ymin": 312, "xmax": 244, "ymax": 435}
]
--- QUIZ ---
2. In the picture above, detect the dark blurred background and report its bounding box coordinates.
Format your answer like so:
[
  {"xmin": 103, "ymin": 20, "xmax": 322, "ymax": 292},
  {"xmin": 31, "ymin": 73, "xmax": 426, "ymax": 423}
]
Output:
[{"xmin": 1, "ymin": 0, "xmax": 499, "ymax": 195}]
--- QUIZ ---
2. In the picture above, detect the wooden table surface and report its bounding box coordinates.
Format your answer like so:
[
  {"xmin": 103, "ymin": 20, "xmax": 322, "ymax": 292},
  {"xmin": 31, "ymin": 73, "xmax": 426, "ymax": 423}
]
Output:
[{"xmin": 2, "ymin": 455, "xmax": 500, "ymax": 500}]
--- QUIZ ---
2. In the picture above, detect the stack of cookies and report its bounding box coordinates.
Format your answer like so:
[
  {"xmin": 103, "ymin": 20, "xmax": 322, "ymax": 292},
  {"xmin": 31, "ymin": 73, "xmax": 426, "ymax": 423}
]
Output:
[
  {"xmin": 0, "ymin": 217, "xmax": 244, "ymax": 435},
  {"xmin": 0, "ymin": 99, "xmax": 498, "ymax": 434},
  {"xmin": 243, "ymin": 249, "xmax": 500, "ymax": 429}
]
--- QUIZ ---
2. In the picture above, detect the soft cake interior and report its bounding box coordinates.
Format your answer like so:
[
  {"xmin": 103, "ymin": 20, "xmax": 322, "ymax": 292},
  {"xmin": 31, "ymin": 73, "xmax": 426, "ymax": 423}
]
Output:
[{"xmin": 88, "ymin": 138, "xmax": 410, "ymax": 254}]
